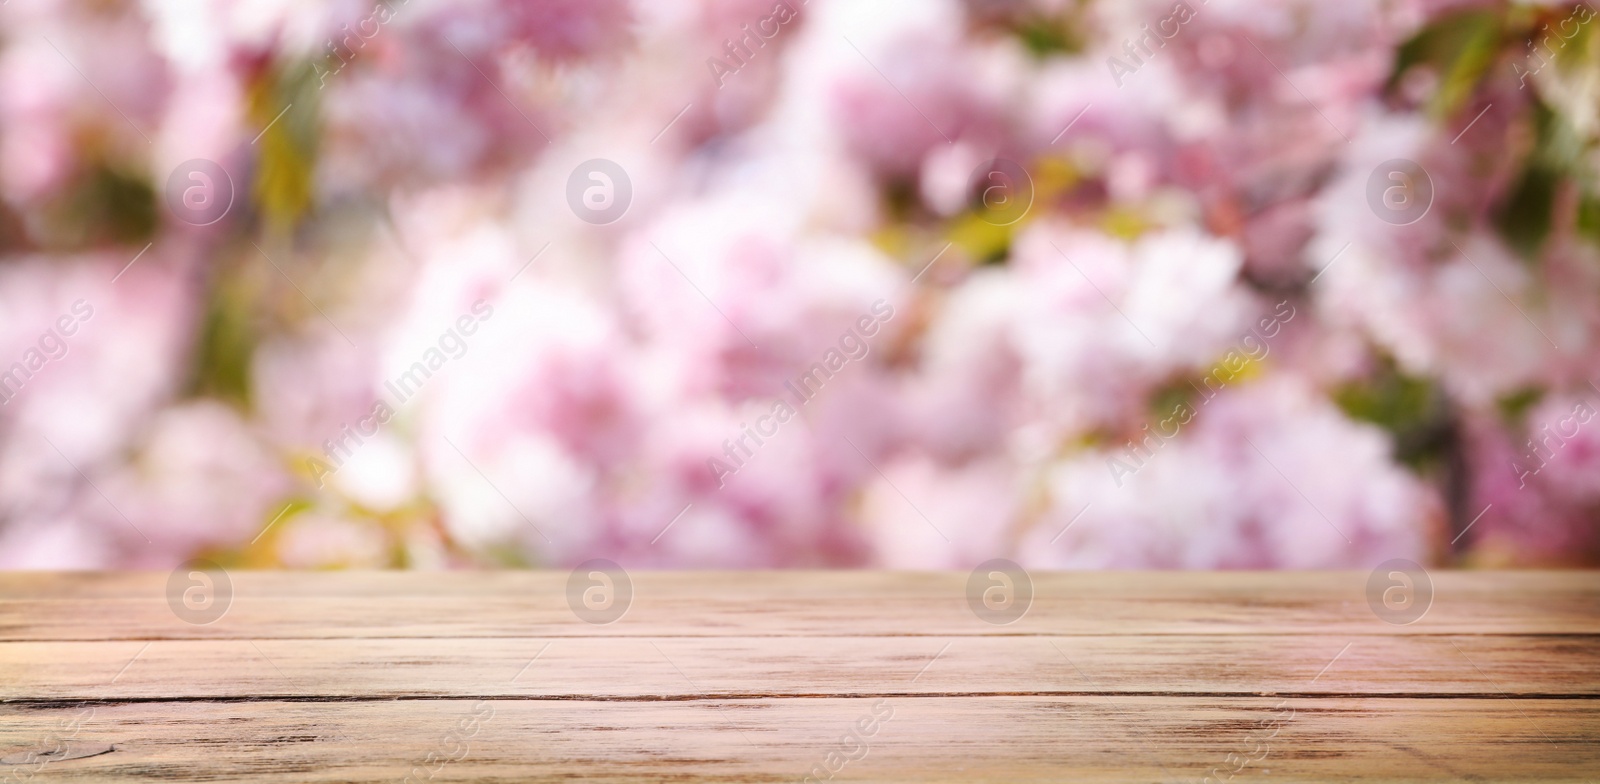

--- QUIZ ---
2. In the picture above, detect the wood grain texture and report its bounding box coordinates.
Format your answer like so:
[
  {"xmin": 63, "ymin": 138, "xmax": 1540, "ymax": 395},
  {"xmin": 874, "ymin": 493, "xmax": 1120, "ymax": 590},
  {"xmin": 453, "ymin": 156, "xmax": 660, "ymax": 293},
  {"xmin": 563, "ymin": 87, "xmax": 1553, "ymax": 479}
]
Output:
[
  {"xmin": 1, "ymin": 571, "xmax": 1596, "ymax": 782},
  {"xmin": 4, "ymin": 571, "xmax": 1598, "ymax": 639}
]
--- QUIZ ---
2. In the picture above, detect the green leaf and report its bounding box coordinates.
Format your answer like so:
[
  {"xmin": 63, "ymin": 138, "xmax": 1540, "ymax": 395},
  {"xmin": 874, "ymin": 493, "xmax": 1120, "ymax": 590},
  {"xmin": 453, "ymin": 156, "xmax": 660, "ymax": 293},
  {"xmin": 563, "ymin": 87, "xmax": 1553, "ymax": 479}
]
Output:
[
  {"xmin": 1495, "ymin": 102, "xmax": 1580, "ymax": 257},
  {"xmin": 38, "ymin": 163, "xmax": 156, "ymax": 249},
  {"xmin": 1496, "ymin": 386, "xmax": 1544, "ymax": 424},
  {"xmin": 1016, "ymin": 17, "xmax": 1082, "ymax": 58},
  {"xmin": 1387, "ymin": 9, "xmax": 1502, "ymax": 117},
  {"xmin": 249, "ymin": 63, "xmax": 323, "ymax": 235},
  {"xmin": 1577, "ymin": 194, "xmax": 1600, "ymax": 246},
  {"xmin": 1497, "ymin": 163, "xmax": 1559, "ymax": 258},
  {"xmin": 1334, "ymin": 364, "xmax": 1450, "ymax": 471},
  {"xmin": 947, "ymin": 212, "xmax": 1015, "ymax": 265},
  {"xmin": 185, "ymin": 265, "xmax": 258, "ymax": 407}
]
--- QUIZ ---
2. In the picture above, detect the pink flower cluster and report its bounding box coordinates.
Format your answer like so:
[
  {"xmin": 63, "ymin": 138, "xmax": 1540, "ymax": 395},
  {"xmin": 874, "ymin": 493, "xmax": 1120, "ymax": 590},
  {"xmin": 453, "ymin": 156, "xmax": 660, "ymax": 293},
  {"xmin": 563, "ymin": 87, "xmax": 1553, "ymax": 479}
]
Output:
[{"xmin": 0, "ymin": 0, "xmax": 1596, "ymax": 569}]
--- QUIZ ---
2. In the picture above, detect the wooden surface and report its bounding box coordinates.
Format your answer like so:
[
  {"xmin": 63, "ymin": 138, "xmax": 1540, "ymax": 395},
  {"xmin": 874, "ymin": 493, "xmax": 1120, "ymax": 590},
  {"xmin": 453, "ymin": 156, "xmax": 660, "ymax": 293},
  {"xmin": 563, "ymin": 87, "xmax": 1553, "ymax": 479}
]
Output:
[{"xmin": 1, "ymin": 571, "xmax": 1596, "ymax": 782}]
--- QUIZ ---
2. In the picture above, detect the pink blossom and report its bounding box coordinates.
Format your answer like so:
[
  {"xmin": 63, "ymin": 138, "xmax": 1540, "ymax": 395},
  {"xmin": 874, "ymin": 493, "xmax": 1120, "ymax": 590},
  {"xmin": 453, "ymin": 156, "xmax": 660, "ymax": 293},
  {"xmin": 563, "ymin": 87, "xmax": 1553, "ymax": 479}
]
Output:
[
  {"xmin": 96, "ymin": 401, "xmax": 293, "ymax": 566},
  {"xmin": 1021, "ymin": 377, "xmax": 1441, "ymax": 568}
]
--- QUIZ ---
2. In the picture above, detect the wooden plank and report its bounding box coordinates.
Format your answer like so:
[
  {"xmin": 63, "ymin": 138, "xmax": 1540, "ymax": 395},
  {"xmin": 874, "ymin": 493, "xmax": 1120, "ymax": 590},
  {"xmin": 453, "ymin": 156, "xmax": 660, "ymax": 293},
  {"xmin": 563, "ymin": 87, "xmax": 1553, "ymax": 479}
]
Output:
[
  {"xmin": 1, "ymin": 698, "xmax": 1595, "ymax": 782},
  {"xmin": 3, "ymin": 572, "xmax": 1597, "ymax": 640},
  {"xmin": 4, "ymin": 572, "xmax": 1594, "ymax": 781},
  {"xmin": 2, "ymin": 635, "xmax": 1595, "ymax": 701}
]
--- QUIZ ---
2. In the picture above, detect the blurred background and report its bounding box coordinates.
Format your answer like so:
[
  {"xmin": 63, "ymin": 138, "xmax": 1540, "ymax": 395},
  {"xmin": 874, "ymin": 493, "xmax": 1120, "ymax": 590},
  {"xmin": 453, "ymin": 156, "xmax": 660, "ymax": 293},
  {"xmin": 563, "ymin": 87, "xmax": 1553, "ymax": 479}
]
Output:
[{"xmin": 0, "ymin": 0, "xmax": 1597, "ymax": 570}]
